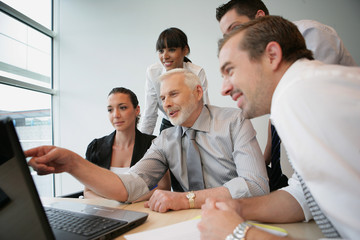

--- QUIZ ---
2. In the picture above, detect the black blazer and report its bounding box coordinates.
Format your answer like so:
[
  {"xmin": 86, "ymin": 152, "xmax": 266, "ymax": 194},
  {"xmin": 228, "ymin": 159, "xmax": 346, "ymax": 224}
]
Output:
[{"xmin": 85, "ymin": 129, "xmax": 156, "ymax": 169}]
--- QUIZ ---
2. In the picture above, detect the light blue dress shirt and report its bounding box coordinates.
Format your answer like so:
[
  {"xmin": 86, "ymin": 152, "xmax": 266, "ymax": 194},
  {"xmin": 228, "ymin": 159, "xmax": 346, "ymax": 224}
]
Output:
[{"xmin": 119, "ymin": 105, "xmax": 269, "ymax": 202}]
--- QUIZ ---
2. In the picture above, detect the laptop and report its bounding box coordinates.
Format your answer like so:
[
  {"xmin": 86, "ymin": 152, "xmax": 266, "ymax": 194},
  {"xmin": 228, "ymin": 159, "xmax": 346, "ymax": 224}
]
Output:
[{"xmin": 0, "ymin": 117, "xmax": 148, "ymax": 240}]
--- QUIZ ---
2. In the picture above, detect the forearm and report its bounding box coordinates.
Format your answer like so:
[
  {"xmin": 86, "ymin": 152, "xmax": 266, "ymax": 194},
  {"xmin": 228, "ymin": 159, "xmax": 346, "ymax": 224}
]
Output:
[
  {"xmin": 194, "ymin": 187, "xmax": 232, "ymax": 209},
  {"xmin": 246, "ymin": 226, "xmax": 292, "ymax": 240},
  {"xmin": 240, "ymin": 190, "xmax": 305, "ymax": 223},
  {"xmin": 84, "ymin": 187, "xmax": 106, "ymax": 200},
  {"xmin": 70, "ymin": 157, "xmax": 128, "ymax": 202},
  {"xmin": 157, "ymin": 170, "xmax": 171, "ymax": 191}
]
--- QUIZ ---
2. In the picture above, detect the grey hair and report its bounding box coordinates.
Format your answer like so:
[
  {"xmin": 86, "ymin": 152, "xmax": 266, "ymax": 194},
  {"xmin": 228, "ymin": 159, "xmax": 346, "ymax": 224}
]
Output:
[{"xmin": 158, "ymin": 68, "xmax": 202, "ymax": 90}]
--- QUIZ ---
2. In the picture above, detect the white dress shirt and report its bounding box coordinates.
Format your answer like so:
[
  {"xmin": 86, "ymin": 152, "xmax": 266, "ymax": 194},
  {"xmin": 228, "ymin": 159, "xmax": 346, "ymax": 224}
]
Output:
[
  {"xmin": 119, "ymin": 105, "xmax": 269, "ymax": 202},
  {"xmin": 294, "ymin": 20, "xmax": 357, "ymax": 66},
  {"xmin": 140, "ymin": 61, "xmax": 210, "ymax": 134},
  {"xmin": 272, "ymin": 59, "xmax": 360, "ymax": 239}
]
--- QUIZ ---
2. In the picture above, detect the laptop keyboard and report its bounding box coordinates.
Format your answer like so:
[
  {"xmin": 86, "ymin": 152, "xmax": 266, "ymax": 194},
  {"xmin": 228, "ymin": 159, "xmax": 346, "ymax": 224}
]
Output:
[{"xmin": 44, "ymin": 207, "xmax": 127, "ymax": 237}]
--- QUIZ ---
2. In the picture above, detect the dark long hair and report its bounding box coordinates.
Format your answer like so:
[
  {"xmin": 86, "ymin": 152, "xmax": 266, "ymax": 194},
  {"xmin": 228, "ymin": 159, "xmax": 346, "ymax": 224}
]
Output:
[{"xmin": 156, "ymin": 27, "xmax": 191, "ymax": 63}]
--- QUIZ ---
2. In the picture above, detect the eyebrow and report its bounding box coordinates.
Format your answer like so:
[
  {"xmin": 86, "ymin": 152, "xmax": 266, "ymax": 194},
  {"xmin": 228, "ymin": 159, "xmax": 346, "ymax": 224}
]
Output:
[
  {"xmin": 160, "ymin": 89, "xmax": 179, "ymax": 98},
  {"xmin": 107, "ymin": 103, "xmax": 126, "ymax": 108}
]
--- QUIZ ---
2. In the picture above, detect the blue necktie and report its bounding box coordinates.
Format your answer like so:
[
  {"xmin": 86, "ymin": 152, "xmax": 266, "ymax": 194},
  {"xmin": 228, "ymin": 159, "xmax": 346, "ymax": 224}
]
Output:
[{"xmin": 185, "ymin": 129, "xmax": 204, "ymax": 191}]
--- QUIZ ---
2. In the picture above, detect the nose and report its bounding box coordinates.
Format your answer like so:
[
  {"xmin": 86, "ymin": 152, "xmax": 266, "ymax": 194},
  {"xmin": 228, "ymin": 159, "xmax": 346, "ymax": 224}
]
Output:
[
  {"xmin": 113, "ymin": 108, "xmax": 120, "ymax": 118},
  {"xmin": 162, "ymin": 50, "xmax": 169, "ymax": 60},
  {"xmin": 221, "ymin": 77, "xmax": 233, "ymax": 96},
  {"xmin": 163, "ymin": 96, "xmax": 172, "ymax": 110}
]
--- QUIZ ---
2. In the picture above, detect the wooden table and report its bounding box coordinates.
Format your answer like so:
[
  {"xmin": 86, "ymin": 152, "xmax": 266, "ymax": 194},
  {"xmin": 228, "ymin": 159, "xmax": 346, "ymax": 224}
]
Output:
[{"xmin": 42, "ymin": 198, "xmax": 324, "ymax": 240}]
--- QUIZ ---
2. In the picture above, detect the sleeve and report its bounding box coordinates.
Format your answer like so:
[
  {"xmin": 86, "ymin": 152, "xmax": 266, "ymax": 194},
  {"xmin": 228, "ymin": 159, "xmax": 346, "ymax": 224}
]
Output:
[
  {"xmin": 198, "ymin": 68, "xmax": 210, "ymax": 105},
  {"xmin": 139, "ymin": 67, "xmax": 160, "ymax": 134},
  {"xmin": 280, "ymin": 173, "xmax": 313, "ymax": 222},
  {"xmin": 223, "ymin": 116, "xmax": 270, "ymax": 198},
  {"xmin": 301, "ymin": 23, "xmax": 357, "ymax": 66},
  {"xmin": 85, "ymin": 139, "xmax": 97, "ymax": 162},
  {"xmin": 118, "ymin": 136, "xmax": 168, "ymax": 202},
  {"xmin": 131, "ymin": 131, "xmax": 156, "ymax": 165}
]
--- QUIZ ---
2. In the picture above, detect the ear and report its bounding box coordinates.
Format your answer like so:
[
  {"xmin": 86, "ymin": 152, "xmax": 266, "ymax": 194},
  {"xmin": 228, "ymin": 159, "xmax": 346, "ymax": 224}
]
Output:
[
  {"xmin": 264, "ymin": 41, "xmax": 282, "ymax": 71},
  {"xmin": 195, "ymin": 85, "xmax": 203, "ymax": 101},
  {"xmin": 135, "ymin": 105, "xmax": 140, "ymax": 116},
  {"xmin": 183, "ymin": 46, "xmax": 189, "ymax": 56},
  {"xmin": 255, "ymin": 10, "xmax": 266, "ymax": 18}
]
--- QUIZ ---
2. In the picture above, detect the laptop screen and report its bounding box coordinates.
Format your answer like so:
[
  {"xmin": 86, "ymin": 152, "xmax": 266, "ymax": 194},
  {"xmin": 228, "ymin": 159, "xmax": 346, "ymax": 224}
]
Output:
[
  {"xmin": 0, "ymin": 117, "xmax": 55, "ymax": 239},
  {"xmin": 0, "ymin": 118, "xmax": 148, "ymax": 240}
]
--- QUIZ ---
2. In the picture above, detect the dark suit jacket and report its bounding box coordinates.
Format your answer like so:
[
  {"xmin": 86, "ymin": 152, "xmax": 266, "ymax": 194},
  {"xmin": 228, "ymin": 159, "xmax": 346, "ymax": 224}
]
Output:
[{"xmin": 85, "ymin": 129, "xmax": 156, "ymax": 169}]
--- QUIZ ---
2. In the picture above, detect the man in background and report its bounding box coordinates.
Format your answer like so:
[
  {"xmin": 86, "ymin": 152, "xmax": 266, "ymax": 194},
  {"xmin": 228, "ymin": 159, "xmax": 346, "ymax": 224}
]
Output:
[
  {"xmin": 215, "ymin": 0, "xmax": 358, "ymax": 192},
  {"xmin": 198, "ymin": 16, "xmax": 360, "ymax": 239}
]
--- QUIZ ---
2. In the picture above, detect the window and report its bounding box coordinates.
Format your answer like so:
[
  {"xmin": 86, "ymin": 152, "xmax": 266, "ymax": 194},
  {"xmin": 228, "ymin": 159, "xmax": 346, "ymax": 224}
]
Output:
[{"xmin": 0, "ymin": 0, "xmax": 55, "ymax": 197}]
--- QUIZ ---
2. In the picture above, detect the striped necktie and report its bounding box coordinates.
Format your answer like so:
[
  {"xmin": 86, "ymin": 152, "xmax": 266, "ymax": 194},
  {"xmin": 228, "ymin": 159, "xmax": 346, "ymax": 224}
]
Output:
[
  {"xmin": 296, "ymin": 172, "xmax": 341, "ymax": 238},
  {"xmin": 185, "ymin": 129, "xmax": 204, "ymax": 191}
]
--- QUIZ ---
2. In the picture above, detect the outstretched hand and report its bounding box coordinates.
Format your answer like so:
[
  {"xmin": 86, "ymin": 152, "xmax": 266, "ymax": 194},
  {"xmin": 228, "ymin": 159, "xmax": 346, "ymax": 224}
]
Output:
[{"xmin": 25, "ymin": 145, "xmax": 78, "ymax": 175}]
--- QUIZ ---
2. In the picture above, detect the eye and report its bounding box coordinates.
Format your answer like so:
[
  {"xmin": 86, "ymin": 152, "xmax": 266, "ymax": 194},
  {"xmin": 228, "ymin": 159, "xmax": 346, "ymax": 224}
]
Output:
[
  {"xmin": 107, "ymin": 108, "xmax": 113, "ymax": 113},
  {"xmin": 158, "ymin": 49, "xmax": 164, "ymax": 54},
  {"xmin": 225, "ymin": 67, "xmax": 234, "ymax": 76},
  {"xmin": 169, "ymin": 48, "xmax": 177, "ymax": 52},
  {"xmin": 120, "ymin": 106, "xmax": 127, "ymax": 110}
]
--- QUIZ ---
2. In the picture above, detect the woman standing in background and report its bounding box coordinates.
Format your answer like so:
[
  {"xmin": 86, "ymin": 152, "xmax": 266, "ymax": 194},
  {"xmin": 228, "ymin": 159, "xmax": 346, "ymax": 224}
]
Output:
[{"xmin": 140, "ymin": 27, "xmax": 210, "ymax": 134}]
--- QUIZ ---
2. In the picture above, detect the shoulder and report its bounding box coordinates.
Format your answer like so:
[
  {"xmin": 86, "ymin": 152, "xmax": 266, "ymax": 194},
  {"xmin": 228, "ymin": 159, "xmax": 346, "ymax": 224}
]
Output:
[
  {"xmin": 184, "ymin": 62, "xmax": 204, "ymax": 75},
  {"xmin": 136, "ymin": 129, "xmax": 156, "ymax": 142},
  {"xmin": 88, "ymin": 131, "xmax": 115, "ymax": 148},
  {"xmin": 293, "ymin": 19, "xmax": 337, "ymax": 36},
  {"xmin": 203, "ymin": 105, "xmax": 252, "ymax": 138},
  {"xmin": 205, "ymin": 105, "xmax": 245, "ymax": 129},
  {"xmin": 207, "ymin": 104, "xmax": 243, "ymax": 119},
  {"xmin": 86, "ymin": 131, "xmax": 115, "ymax": 160},
  {"xmin": 155, "ymin": 126, "xmax": 181, "ymax": 144}
]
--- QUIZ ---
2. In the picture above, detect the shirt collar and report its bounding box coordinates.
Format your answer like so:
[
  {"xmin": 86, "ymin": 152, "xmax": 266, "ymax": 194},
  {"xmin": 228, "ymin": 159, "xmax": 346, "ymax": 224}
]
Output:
[{"xmin": 181, "ymin": 104, "xmax": 211, "ymax": 136}]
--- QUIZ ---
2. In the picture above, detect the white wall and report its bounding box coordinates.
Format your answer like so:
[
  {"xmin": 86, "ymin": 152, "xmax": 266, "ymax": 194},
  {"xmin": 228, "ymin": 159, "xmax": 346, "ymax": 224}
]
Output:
[{"xmin": 54, "ymin": 0, "xmax": 360, "ymax": 195}]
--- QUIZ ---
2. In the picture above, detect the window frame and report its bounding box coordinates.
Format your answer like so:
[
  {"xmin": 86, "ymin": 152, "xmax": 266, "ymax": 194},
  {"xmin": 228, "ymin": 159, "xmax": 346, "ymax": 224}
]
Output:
[
  {"xmin": 0, "ymin": 0, "xmax": 56, "ymax": 196},
  {"xmin": 0, "ymin": 1, "xmax": 55, "ymax": 94}
]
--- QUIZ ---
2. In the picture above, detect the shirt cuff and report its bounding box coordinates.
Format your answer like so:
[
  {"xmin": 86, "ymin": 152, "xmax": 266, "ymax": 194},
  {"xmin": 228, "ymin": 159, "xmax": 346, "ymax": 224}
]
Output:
[
  {"xmin": 280, "ymin": 174, "xmax": 313, "ymax": 222},
  {"xmin": 223, "ymin": 177, "xmax": 252, "ymax": 199}
]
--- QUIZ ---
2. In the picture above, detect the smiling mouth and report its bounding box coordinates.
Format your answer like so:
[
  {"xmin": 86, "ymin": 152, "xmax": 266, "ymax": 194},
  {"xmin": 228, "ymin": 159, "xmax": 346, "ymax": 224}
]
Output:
[
  {"xmin": 163, "ymin": 61, "xmax": 173, "ymax": 67},
  {"xmin": 167, "ymin": 108, "xmax": 180, "ymax": 118},
  {"xmin": 169, "ymin": 110, "xmax": 178, "ymax": 117},
  {"xmin": 231, "ymin": 91, "xmax": 243, "ymax": 101}
]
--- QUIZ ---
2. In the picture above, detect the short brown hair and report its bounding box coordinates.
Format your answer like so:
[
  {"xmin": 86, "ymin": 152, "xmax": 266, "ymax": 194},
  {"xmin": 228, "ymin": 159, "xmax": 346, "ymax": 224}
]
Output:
[
  {"xmin": 216, "ymin": 0, "xmax": 269, "ymax": 22},
  {"xmin": 218, "ymin": 16, "xmax": 313, "ymax": 63}
]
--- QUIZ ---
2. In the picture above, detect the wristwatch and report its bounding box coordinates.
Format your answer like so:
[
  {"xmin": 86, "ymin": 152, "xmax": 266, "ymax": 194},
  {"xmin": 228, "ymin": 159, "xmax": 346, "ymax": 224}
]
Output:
[
  {"xmin": 186, "ymin": 191, "xmax": 196, "ymax": 209},
  {"xmin": 225, "ymin": 221, "xmax": 252, "ymax": 240}
]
